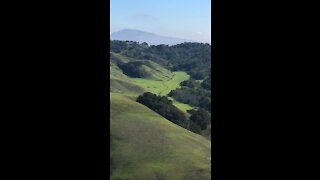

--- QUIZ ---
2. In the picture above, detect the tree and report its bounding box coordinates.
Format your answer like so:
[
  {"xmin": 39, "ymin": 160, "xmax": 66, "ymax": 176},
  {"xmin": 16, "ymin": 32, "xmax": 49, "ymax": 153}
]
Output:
[
  {"xmin": 137, "ymin": 92, "xmax": 187, "ymax": 128},
  {"xmin": 188, "ymin": 108, "xmax": 211, "ymax": 131}
]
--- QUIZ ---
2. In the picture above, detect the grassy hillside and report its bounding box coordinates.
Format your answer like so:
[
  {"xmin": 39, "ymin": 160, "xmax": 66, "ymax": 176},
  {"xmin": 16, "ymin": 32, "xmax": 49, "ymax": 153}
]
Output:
[
  {"xmin": 110, "ymin": 93, "xmax": 211, "ymax": 180},
  {"xmin": 110, "ymin": 51, "xmax": 211, "ymax": 179},
  {"xmin": 130, "ymin": 71, "xmax": 189, "ymax": 96},
  {"xmin": 110, "ymin": 52, "xmax": 193, "ymax": 112},
  {"xmin": 111, "ymin": 52, "xmax": 173, "ymax": 81}
]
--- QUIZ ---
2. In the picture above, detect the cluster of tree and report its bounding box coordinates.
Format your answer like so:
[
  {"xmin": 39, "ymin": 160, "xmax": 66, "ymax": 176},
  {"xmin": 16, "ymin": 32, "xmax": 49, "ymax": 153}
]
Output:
[
  {"xmin": 110, "ymin": 40, "xmax": 144, "ymax": 54},
  {"xmin": 168, "ymin": 86, "xmax": 211, "ymax": 112},
  {"xmin": 110, "ymin": 41, "xmax": 171, "ymax": 72},
  {"xmin": 180, "ymin": 79, "xmax": 202, "ymax": 88},
  {"xmin": 137, "ymin": 92, "xmax": 211, "ymax": 135},
  {"xmin": 201, "ymin": 77, "xmax": 211, "ymax": 90},
  {"xmin": 201, "ymin": 70, "xmax": 211, "ymax": 90},
  {"xmin": 136, "ymin": 92, "xmax": 187, "ymax": 128},
  {"xmin": 110, "ymin": 40, "xmax": 211, "ymax": 80},
  {"xmin": 179, "ymin": 77, "xmax": 212, "ymax": 91},
  {"xmin": 187, "ymin": 108, "xmax": 211, "ymax": 134},
  {"xmin": 118, "ymin": 61, "xmax": 151, "ymax": 78}
]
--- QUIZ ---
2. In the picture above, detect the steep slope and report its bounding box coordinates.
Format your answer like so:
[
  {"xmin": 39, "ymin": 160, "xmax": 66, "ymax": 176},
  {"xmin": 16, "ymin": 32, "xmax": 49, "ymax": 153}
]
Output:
[{"xmin": 110, "ymin": 93, "xmax": 211, "ymax": 180}]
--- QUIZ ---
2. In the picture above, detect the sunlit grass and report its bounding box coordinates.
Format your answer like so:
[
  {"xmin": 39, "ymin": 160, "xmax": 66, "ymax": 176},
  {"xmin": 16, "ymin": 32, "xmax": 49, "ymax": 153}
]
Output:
[{"xmin": 110, "ymin": 93, "xmax": 211, "ymax": 180}]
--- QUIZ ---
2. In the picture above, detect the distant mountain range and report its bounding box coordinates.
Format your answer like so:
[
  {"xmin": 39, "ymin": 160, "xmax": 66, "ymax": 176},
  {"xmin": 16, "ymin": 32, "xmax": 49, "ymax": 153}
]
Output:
[{"xmin": 110, "ymin": 29, "xmax": 197, "ymax": 45}]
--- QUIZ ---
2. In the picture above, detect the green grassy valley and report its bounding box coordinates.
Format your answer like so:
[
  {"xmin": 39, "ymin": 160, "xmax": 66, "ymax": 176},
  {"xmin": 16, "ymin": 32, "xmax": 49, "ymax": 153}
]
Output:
[
  {"xmin": 110, "ymin": 51, "xmax": 193, "ymax": 112},
  {"xmin": 110, "ymin": 41, "xmax": 212, "ymax": 179}
]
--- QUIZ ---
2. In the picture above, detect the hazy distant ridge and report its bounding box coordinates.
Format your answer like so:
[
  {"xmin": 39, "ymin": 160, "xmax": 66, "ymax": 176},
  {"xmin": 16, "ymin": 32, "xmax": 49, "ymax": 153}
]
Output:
[{"xmin": 110, "ymin": 29, "xmax": 196, "ymax": 45}]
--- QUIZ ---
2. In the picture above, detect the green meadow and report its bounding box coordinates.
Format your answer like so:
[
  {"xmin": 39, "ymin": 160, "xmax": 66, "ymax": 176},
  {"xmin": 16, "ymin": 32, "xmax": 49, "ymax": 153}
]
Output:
[
  {"xmin": 129, "ymin": 71, "xmax": 189, "ymax": 95},
  {"xmin": 110, "ymin": 52, "xmax": 193, "ymax": 112}
]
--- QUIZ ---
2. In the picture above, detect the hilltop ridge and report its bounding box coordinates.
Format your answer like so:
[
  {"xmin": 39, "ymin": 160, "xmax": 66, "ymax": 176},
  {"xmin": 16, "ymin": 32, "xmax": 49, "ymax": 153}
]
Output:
[{"xmin": 110, "ymin": 29, "xmax": 197, "ymax": 45}]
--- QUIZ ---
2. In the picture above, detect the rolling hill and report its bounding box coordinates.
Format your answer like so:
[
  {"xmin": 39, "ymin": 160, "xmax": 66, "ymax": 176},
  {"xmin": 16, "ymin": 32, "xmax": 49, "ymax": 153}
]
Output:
[
  {"xmin": 110, "ymin": 42, "xmax": 211, "ymax": 179},
  {"xmin": 110, "ymin": 51, "xmax": 193, "ymax": 112}
]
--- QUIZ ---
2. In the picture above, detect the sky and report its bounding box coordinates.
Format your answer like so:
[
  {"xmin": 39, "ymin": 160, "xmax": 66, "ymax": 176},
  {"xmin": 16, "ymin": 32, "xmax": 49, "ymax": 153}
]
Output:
[{"xmin": 110, "ymin": 0, "xmax": 211, "ymax": 43}]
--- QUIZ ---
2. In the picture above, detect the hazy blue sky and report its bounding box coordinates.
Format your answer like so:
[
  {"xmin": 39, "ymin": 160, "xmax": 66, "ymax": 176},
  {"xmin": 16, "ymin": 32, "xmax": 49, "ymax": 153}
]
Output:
[{"xmin": 110, "ymin": 0, "xmax": 211, "ymax": 43}]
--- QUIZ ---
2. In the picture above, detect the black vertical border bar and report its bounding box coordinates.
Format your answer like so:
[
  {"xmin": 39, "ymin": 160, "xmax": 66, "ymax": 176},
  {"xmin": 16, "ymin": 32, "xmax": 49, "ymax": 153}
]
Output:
[
  {"xmin": 212, "ymin": 0, "xmax": 225, "ymax": 179},
  {"xmin": 95, "ymin": 0, "xmax": 109, "ymax": 179}
]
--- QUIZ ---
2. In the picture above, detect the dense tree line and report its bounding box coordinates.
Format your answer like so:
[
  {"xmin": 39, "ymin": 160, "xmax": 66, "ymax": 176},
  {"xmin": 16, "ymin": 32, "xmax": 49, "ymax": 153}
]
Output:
[
  {"xmin": 110, "ymin": 40, "xmax": 211, "ymax": 80},
  {"xmin": 137, "ymin": 92, "xmax": 211, "ymax": 134},
  {"xmin": 201, "ymin": 70, "xmax": 211, "ymax": 90},
  {"xmin": 180, "ymin": 79, "xmax": 202, "ymax": 88},
  {"xmin": 137, "ymin": 92, "xmax": 187, "ymax": 128},
  {"xmin": 201, "ymin": 77, "xmax": 211, "ymax": 90},
  {"xmin": 168, "ymin": 80, "xmax": 211, "ymax": 112}
]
